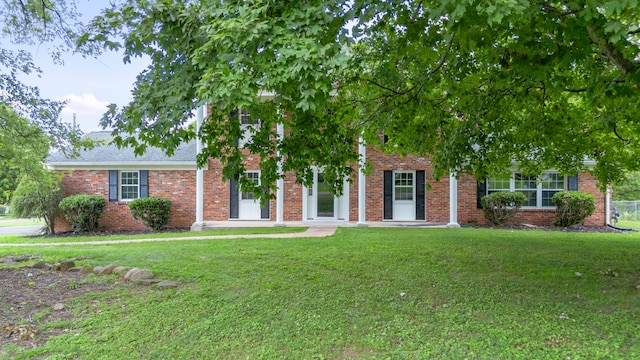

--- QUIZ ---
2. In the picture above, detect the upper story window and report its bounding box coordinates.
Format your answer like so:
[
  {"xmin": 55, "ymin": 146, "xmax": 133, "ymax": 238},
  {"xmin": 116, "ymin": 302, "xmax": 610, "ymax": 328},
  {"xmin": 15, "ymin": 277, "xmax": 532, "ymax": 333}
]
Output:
[
  {"xmin": 236, "ymin": 109, "xmax": 260, "ymax": 147},
  {"xmin": 120, "ymin": 171, "xmax": 140, "ymax": 201},
  {"xmin": 486, "ymin": 172, "xmax": 568, "ymax": 208}
]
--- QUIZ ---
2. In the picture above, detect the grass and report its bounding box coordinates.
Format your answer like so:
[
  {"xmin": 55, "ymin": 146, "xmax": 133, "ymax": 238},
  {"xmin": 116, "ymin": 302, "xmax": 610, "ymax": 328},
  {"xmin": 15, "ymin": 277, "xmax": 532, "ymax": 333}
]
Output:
[
  {"xmin": 1, "ymin": 227, "xmax": 639, "ymax": 359},
  {"xmin": 0, "ymin": 218, "xmax": 45, "ymax": 228},
  {"xmin": 0, "ymin": 227, "xmax": 307, "ymax": 244}
]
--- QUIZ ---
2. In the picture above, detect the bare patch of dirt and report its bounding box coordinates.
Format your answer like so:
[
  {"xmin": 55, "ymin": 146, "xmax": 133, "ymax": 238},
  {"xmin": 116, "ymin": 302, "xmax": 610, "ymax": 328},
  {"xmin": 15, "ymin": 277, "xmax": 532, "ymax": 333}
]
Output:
[{"xmin": 0, "ymin": 255, "xmax": 128, "ymax": 353}]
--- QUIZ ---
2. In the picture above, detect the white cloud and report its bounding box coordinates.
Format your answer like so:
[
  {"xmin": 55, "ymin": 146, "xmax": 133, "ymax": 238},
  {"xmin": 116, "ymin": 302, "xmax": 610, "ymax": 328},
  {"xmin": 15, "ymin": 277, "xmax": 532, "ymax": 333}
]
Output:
[
  {"xmin": 60, "ymin": 93, "xmax": 110, "ymax": 116},
  {"xmin": 58, "ymin": 93, "xmax": 111, "ymax": 132}
]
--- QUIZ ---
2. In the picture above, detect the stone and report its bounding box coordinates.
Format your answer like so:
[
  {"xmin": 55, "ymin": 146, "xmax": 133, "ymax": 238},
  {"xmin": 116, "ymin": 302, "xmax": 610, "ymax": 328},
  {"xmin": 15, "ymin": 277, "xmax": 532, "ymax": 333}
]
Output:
[
  {"xmin": 112, "ymin": 267, "xmax": 133, "ymax": 277},
  {"xmin": 123, "ymin": 268, "xmax": 140, "ymax": 281},
  {"xmin": 53, "ymin": 263, "xmax": 61, "ymax": 271},
  {"xmin": 59, "ymin": 260, "xmax": 76, "ymax": 271},
  {"xmin": 99, "ymin": 264, "xmax": 117, "ymax": 275},
  {"xmin": 67, "ymin": 267, "xmax": 83, "ymax": 273},
  {"xmin": 93, "ymin": 266, "xmax": 105, "ymax": 275},
  {"xmin": 129, "ymin": 269, "xmax": 155, "ymax": 282},
  {"xmin": 80, "ymin": 265, "xmax": 94, "ymax": 274},
  {"xmin": 137, "ymin": 279, "xmax": 161, "ymax": 286},
  {"xmin": 156, "ymin": 280, "xmax": 180, "ymax": 288},
  {"xmin": 52, "ymin": 303, "xmax": 65, "ymax": 311},
  {"xmin": 32, "ymin": 261, "xmax": 47, "ymax": 269}
]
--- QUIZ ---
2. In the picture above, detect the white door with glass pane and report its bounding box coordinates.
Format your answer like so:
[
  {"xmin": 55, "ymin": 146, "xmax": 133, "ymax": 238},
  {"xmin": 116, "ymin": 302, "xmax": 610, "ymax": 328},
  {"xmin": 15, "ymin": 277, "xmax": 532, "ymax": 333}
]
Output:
[
  {"xmin": 239, "ymin": 172, "xmax": 262, "ymax": 219},
  {"xmin": 393, "ymin": 171, "xmax": 415, "ymax": 220},
  {"xmin": 304, "ymin": 169, "xmax": 348, "ymax": 220}
]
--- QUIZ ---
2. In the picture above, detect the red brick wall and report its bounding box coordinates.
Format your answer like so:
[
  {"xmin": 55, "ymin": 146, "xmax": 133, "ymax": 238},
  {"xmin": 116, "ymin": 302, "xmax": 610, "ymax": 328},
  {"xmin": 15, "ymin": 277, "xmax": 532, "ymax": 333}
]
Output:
[
  {"xmin": 54, "ymin": 169, "xmax": 196, "ymax": 232},
  {"xmin": 54, "ymin": 155, "xmax": 606, "ymax": 230}
]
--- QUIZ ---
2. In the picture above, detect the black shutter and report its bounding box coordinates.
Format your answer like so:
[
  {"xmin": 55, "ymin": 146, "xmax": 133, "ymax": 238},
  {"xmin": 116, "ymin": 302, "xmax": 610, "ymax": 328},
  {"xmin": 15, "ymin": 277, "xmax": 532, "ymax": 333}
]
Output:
[
  {"xmin": 229, "ymin": 177, "xmax": 239, "ymax": 219},
  {"xmin": 416, "ymin": 170, "xmax": 426, "ymax": 220},
  {"xmin": 384, "ymin": 170, "xmax": 393, "ymax": 220},
  {"xmin": 261, "ymin": 186, "xmax": 270, "ymax": 219},
  {"xmin": 139, "ymin": 170, "xmax": 149, "ymax": 198},
  {"xmin": 477, "ymin": 180, "xmax": 487, "ymax": 208},
  {"xmin": 568, "ymin": 174, "xmax": 578, "ymax": 191},
  {"xmin": 231, "ymin": 110, "xmax": 240, "ymax": 148},
  {"xmin": 109, "ymin": 170, "xmax": 118, "ymax": 201}
]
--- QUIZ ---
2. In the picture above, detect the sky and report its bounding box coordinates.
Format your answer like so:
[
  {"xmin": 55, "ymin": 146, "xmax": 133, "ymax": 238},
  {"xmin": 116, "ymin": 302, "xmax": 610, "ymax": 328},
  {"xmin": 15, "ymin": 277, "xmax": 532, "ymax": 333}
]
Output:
[{"xmin": 15, "ymin": 0, "xmax": 149, "ymax": 133}]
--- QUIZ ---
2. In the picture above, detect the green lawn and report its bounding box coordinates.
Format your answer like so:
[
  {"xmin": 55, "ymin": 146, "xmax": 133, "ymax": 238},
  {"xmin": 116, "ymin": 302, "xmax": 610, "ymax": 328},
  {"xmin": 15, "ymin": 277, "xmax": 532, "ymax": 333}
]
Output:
[
  {"xmin": 1, "ymin": 227, "xmax": 639, "ymax": 359},
  {"xmin": 0, "ymin": 227, "xmax": 307, "ymax": 244},
  {"xmin": 0, "ymin": 218, "xmax": 45, "ymax": 228}
]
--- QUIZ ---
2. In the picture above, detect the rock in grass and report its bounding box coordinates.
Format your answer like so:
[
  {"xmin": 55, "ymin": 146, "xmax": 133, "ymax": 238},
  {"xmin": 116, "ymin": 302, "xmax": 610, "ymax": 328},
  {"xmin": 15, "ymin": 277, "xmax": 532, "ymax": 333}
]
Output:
[
  {"xmin": 113, "ymin": 267, "xmax": 133, "ymax": 277},
  {"xmin": 99, "ymin": 264, "xmax": 117, "ymax": 275},
  {"xmin": 124, "ymin": 268, "xmax": 140, "ymax": 281},
  {"xmin": 32, "ymin": 261, "xmax": 47, "ymax": 269},
  {"xmin": 129, "ymin": 269, "xmax": 155, "ymax": 282},
  {"xmin": 156, "ymin": 280, "xmax": 180, "ymax": 288},
  {"xmin": 93, "ymin": 266, "xmax": 104, "ymax": 275},
  {"xmin": 59, "ymin": 260, "xmax": 75, "ymax": 271}
]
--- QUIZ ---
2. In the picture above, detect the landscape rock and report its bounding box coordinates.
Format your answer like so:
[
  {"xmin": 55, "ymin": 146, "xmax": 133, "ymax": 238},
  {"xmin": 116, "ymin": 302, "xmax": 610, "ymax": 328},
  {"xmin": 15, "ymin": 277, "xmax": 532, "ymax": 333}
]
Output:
[
  {"xmin": 123, "ymin": 268, "xmax": 140, "ymax": 281},
  {"xmin": 80, "ymin": 265, "xmax": 94, "ymax": 274},
  {"xmin": 93, "ymin": 266, "xmax": 105, "ymax": 275},
  {"xmin": 99, "ymin": 264, "xmax": 117, "ymax": 275},
  {"xmin": 137, "ymin": 279, "xmax": 161, "ymax": 286},
  {"xmin": 59, "ymin": 261, "xmax": 75, "ymax": 272},
  {"xmin": 32, "ymin": 261, "xmax": 47, "ymax": 269},
  {"xmin": 67, "ymin": 267, "xmax": 82, "ymax": 273},
  {"xmin": 112, "ymin": 267, "xmax": 132, "ymax": 277},
  {"xmin": 129, "ymin": 269, "xmax": 155, "ymax": 282},
  {"xmin": 52, "ymin": 303, "xmax": 65, "ymax": 311},
  {"xmin": 156, "ymin": 280, "xmax": 180, "ymax": 288}
]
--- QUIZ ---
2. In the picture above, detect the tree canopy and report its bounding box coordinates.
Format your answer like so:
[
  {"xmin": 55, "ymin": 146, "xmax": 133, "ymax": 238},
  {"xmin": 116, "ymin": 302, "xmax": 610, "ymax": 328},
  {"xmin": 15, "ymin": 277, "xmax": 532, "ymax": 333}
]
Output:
[
  {"xmin": 0, "ymin": 0, "xmax": 93, "ymax": 175},
  {"xmin": 83, "ymin": 0, "xmax": 640, "ymax": 195}
]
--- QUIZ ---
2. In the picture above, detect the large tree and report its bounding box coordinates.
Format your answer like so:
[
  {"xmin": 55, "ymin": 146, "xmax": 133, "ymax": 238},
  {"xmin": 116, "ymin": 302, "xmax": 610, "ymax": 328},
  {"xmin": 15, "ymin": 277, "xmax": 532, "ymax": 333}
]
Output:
[
  {"xmin": 0, "ymin": 0, "xmax": 93, "ymax": 170},
  {"xmin": 83, "ymin": 0, "xmax": 640, "ymax": 197}
]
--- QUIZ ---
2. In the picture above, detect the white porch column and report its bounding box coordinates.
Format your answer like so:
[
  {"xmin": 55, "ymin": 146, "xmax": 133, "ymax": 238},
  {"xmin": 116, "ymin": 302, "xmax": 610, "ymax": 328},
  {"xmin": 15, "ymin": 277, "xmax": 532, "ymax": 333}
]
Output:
[
  {"xmin": 192, "ymin": 104, "xmax": 205, "ymax": 231},
  {"xmin": 275, "ymin": 123, "xmax": 285, "ymax": 226},
  {"xmin": 357, "ymin": 136, "xmax": 367, "ymax": 226},
  {"xmin": 605, "ymin": 186, "xmax": 611, "ymax": 225},
  {"xmin": 447, "ymin": 173, "xmax": 460, "ymax": 228}
]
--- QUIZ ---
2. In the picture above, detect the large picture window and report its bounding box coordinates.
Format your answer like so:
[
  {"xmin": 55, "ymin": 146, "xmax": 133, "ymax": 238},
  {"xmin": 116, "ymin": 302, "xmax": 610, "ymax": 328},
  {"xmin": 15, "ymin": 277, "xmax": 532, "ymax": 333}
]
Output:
[
  {"xmin": 120, "ymin": 171, "xmax": 139, "ymax": 201},
  {"xmin": 486, "ymin": 172, "xmax": 567, "ymax": 208}
]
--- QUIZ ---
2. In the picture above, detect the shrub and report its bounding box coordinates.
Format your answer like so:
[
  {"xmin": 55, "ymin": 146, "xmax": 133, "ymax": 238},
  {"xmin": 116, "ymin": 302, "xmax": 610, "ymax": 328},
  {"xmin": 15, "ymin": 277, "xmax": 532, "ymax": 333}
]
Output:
[
  {"xmin": 59, "ymin": 194, "xmax": 106, "ymax": 232},
  {"xmin": 552, "ymin": 191, "xmax": 596, "ymax": 227},
  {"xmin": 11, "ymin": 177, "xmax": 65, "ymax": 234},
  {"xmin": 128, "ymin": 197, "xmax": 172, "ymax": 231},
  {"xmin": 481, "ymin": 191, "xmax": 528, "ymax": 226}
]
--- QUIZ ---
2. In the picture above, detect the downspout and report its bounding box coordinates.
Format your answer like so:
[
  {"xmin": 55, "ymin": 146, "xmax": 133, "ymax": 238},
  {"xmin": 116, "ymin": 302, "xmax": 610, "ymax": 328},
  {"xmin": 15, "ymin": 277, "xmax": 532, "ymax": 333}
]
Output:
[{"xmin": 605, "ymin": 185, "xmax": 611, "ymax": 226}]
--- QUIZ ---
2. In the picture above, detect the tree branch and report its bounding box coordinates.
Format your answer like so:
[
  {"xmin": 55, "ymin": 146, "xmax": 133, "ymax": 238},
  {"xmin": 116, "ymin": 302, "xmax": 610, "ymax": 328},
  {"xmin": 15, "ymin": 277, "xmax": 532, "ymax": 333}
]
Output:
[{"xmin": 586, "ymin": 25, "xmax": 640, "ymax": 89}]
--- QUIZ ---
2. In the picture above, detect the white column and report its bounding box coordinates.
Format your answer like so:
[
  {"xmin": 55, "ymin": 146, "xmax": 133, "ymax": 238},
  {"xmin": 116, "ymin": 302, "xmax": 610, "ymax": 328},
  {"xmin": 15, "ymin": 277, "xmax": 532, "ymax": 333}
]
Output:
[
  {"xmin": 605, "ymin": 185, "xmax": 611, "ymax": 225},
  {"xmin": 191, "ymin": 104, "xmax": 205, "ymax": 231},
  {"xmin": 357, "ymin": 136, "xmax": 367, "ymax": 226},
  {"xmin": 275, "ymin": 123, "xmax": 285, "ymax": 226},
  {"xmin": 447, "ymin": 173, "xmax": 460, "ymax": 228}
]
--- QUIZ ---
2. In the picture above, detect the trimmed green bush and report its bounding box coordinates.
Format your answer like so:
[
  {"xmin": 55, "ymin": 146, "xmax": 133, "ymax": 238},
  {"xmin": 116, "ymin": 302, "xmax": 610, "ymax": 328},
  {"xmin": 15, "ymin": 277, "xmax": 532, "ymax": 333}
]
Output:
[
  {"xmin": 481, "ymin": 191, "xmax": 528, "ymax": 226},
  {"xmin": 552, "ymin": 191, "xmax": 596, "ymax": 227},
  {"xmin": 11, "ymin": 177, "xmax": 65, "ymax": 234},
  {"xmin": 128, "ymin": 197, "xmax": 172, "ymax": 231},
  {"xmin": 59, "ymin": 194, "xmax": 106, "ymax": 232}
]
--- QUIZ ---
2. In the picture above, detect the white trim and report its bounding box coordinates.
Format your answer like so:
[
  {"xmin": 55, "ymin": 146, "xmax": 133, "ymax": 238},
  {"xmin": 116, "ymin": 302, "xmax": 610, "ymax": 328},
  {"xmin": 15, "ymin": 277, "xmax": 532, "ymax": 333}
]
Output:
[
  {"xmin": 48, "ymin": 162, "xmax": 199, "ymax": 170},
  {"xmin": 119, "ymin": 170, "xmax": 140, "ymax": 202},
  {"xmin": 447, "ymin": 173, "xmax": 460, "ymax": 228}
]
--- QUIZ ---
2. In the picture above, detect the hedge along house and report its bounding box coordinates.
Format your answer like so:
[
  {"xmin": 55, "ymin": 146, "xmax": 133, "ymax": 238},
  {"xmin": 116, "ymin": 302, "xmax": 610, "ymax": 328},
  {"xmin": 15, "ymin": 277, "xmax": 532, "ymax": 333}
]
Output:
[{"xmin": 47, "ymin": 109, "xmax": 611, "ymax": 232}]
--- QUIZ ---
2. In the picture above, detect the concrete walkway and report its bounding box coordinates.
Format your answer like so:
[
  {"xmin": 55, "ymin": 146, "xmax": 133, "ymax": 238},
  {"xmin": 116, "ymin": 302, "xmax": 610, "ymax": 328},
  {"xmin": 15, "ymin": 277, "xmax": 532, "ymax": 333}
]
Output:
[{"xmin": 0, "ymin": 226, "xmax": 339, "ymax": 247}]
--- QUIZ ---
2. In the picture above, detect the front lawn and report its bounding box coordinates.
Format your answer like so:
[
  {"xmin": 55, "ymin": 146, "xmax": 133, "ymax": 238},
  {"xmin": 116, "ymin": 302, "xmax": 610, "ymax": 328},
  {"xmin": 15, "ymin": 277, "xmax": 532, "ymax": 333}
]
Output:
[{"xmin": 1, "ymin": 227, "xmax": 639, "ymax": 359}]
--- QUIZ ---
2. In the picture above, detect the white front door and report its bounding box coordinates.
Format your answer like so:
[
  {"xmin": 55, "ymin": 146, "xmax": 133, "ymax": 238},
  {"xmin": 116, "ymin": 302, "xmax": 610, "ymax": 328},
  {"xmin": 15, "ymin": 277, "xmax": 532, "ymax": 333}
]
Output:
[
  {"xmin": 304, "ymin": 169, "xmax": 348, "ymax": 220},
  {"xmin": 239, "ymin": 171, "xmax": 262, "ymax": 219},
  {"xmin": 392, "ymin": 171, "xmax": 416, "ymax": 220}
]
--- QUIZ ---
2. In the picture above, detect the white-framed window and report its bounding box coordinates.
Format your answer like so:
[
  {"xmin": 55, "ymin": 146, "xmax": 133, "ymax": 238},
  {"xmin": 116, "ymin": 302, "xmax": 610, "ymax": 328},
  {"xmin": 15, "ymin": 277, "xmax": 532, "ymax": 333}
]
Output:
[
  {"xmin": 241, "ymin": 171, "xmax": 260, "ymax": 200},
  {"xmin": 486, "ymin": 172, "xmax": 567, "ymax": 208},
  {"xmin": 237, "ymin": 109, "xmax": 260, "ymax": 147},
  {"xmin": 120, "ymin": 171, "xmax": 140, "ymax": 201},
  {"xmin": 394, "ymin": 171, "xmax": 414, "ymax": 201}
]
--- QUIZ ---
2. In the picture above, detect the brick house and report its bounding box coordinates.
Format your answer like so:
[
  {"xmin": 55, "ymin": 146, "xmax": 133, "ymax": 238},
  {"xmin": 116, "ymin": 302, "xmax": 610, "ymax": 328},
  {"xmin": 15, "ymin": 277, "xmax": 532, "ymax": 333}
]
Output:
[{"xmin": 47, "ymin": 124, "xmax": 610, "ymax": 232}]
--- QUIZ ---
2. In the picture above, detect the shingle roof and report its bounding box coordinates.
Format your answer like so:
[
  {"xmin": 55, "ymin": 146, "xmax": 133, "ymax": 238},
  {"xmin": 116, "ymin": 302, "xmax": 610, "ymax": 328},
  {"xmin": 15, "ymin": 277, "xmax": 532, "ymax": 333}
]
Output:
[{"xmin": 47, "ymin": 131, "xmax": 197, "ymax": 168}]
